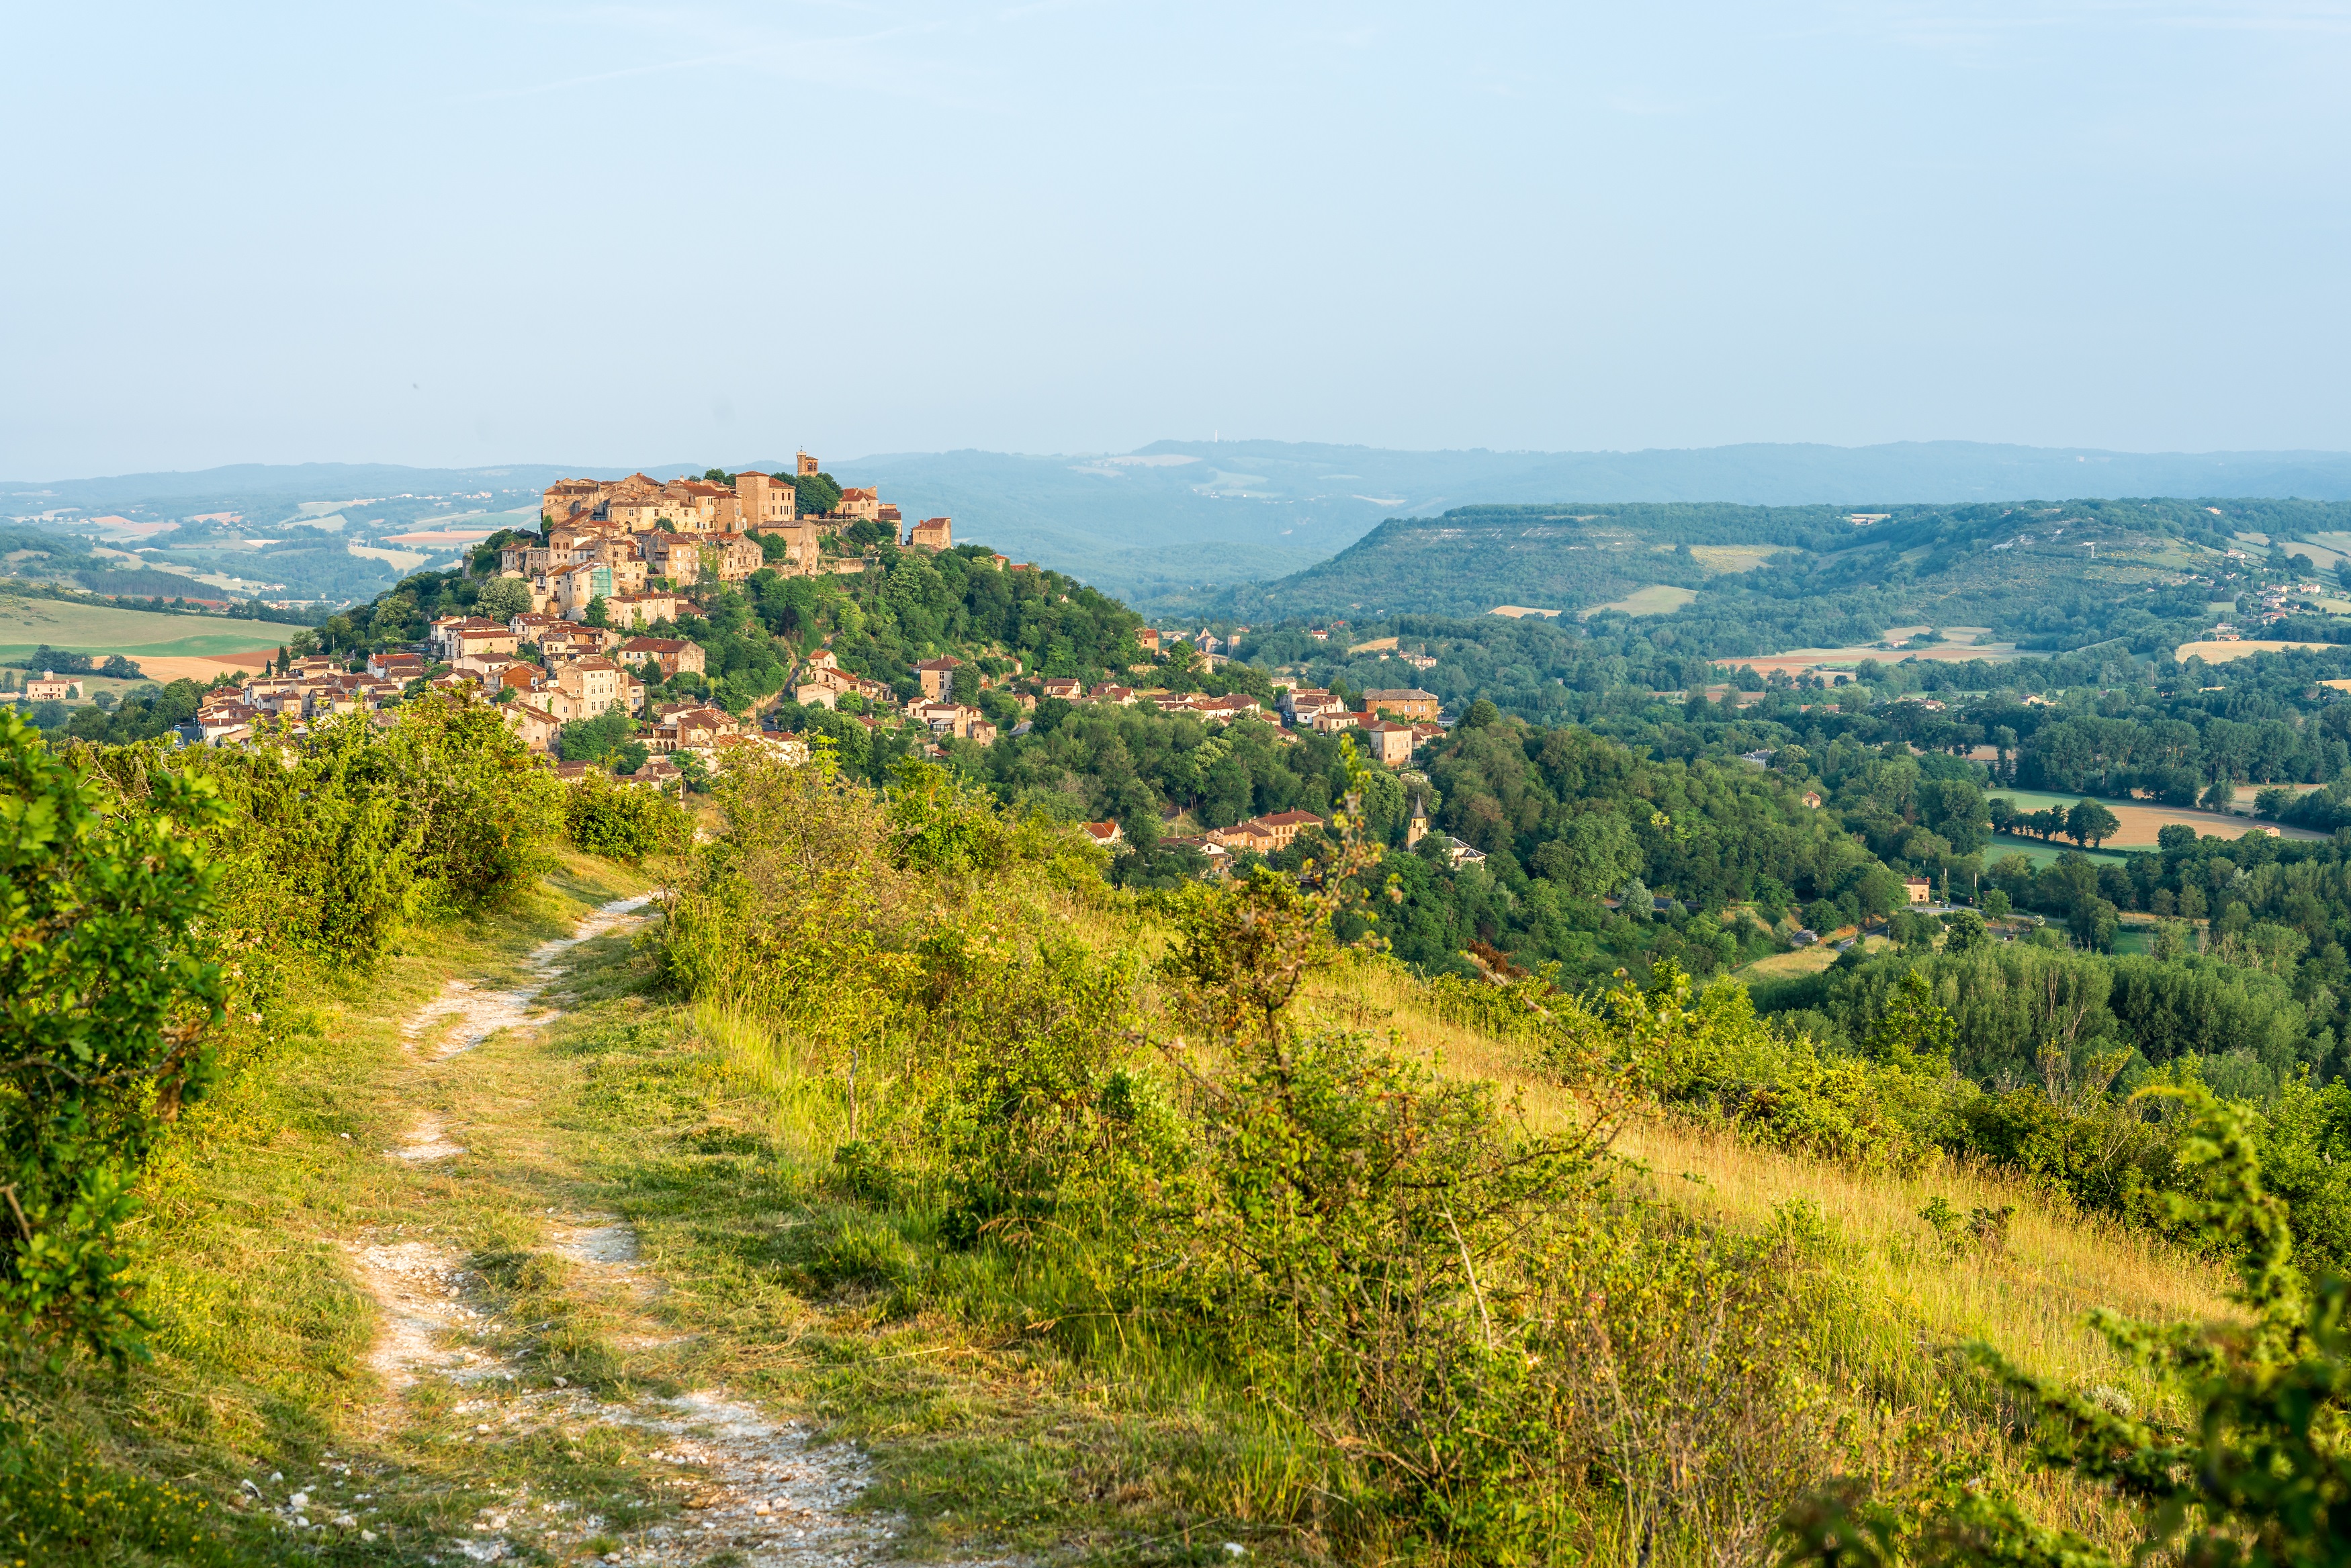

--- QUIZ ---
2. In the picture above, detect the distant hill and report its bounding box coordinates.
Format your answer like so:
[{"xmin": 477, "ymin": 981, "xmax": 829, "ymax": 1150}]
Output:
[
  {"xmin": 1216, "ymin": 497, "xmax": 2351, "ymax": 660},
  {"xmin": 13, "ymin": 442, "xmax": 2351, "ymax": 612}
]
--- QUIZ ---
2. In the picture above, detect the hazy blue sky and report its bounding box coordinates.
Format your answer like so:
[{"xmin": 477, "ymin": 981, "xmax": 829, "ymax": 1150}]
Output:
[{"xmin": 5, "ymin": 2, "xmax": 2346, "ymax": 477}]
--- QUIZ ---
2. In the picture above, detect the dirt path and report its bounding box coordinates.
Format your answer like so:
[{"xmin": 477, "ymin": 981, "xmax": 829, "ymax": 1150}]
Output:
[{"xmin": 351, "ymin": 894, "xmax": 955, "ymax": 1567}]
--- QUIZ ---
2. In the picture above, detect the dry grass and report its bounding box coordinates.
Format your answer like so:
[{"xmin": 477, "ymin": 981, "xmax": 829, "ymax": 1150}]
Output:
[
  {"xmin": 1314, "ymin": 962, "xmax": 2231, "ymax": 1412},
  {"xmin": 2176, "ymin": 639, "xmax": 2342, "ymax": 663},
  {"xmin": 1990, "ymin": 786, "xmax": 2323, "ymax": 845}
]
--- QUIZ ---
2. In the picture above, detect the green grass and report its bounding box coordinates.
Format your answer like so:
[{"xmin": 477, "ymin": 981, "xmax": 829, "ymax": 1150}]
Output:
[
  {"xmin": 0, "ymin": 596, "xmax": 286, "ymax": 659},
  {"xmin": 9, "ymin": 845, "xmax": 2238, "ymax": 1565},
  {"xmin": 1984, "ymin": 832, "xmax": 2130, "ymax": 868}
]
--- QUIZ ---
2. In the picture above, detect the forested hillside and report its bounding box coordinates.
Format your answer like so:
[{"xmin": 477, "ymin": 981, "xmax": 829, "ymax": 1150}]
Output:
[{"xmin": 1217, "ymin": 497, "xmax": 2351, "ymax": 657}]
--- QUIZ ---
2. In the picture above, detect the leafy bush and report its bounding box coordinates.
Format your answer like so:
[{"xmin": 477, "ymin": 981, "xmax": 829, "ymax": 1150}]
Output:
[
  {"xmin": 564, "ymin": 772, "xmax": 689, "ymax": 865},
  {"xmin": 0, "ymin": 710, "xmax": 224, "ymax": 1362}
]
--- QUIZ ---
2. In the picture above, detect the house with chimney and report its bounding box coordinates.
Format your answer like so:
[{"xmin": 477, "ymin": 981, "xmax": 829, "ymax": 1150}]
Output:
[{"xmin": 906, "ymin": 516, "xmax": 952, "ymax": 551}]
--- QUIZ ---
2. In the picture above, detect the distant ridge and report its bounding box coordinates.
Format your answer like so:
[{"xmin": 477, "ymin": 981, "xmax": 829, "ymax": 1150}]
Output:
[{"xmin": 10, "ymin": 441, "xmax": 2351, "ymax": 609}]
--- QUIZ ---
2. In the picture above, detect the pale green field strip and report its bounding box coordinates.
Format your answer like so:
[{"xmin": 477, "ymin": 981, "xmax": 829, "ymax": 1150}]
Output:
[
  {"xmin": 1583, "ymin": 584, "xmax": 1699, "ymax": 618},
  {"xmin": 0, "ymin": 597, "xmax": 288, "ymax": 659}
]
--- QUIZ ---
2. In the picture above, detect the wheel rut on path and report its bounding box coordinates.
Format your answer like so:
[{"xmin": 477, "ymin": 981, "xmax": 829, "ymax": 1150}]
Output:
[{"xmin": 348, "ymin": 893, "xmax": 995, "ymax": 1566}]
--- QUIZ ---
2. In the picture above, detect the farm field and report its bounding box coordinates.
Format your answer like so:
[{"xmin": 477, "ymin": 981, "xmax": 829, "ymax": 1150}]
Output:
[
  {"xmin": 1985, "ymin": 833, "xmax": 2131, "ymax": 869},
  {"xmin": 1687, "ymin": 545, "xmax": 1786, "ymax": 573},
  {"xmin": 134, "ymin": 650, "xmax": 277, "ymax": 686},
  {"xmin": 1583, "ymin": 584, "xmax": 1697, "ymax": 617},
  {"xmin": 0, "ymin": 596, "xmax": 287, "ymax": 664},
  {"xmin": 1985, "ymin": 787, "xmax": 2324, "ymax": 847},
  {"xmin": 2176, "ymin": 638, "xmax": 2343, "ymax": 663},
  {"xmin": 1726, "ymin": 639, "xmax": 2029, "ymax": 678}
]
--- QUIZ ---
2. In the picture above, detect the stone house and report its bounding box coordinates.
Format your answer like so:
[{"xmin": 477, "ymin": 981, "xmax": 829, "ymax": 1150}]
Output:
[
  {"xmin": 639, "ymin": 532, "xmax": 703, "ymax": 586},
  {"xmin": 907, "ymin": 516, "xmax": 952, "ymax": 551},
  {"xmin": 735, "ymin": 471, "xmax": 796, "ymax": 531},
  {"xmin": 914, "ymin": 655, "xmax": 963, "ymax": 700},
  {"xmin": 1358, "ymin": 719, "xmax": 1417, "ymax": 767},
  {"xmin": 549, "ymin": 656, "xmax": 629, "ymax": 719},
  {"xmin": 703, "ymin": 532, "xmax": 763, "ymax": 583},
  {"xmin": 1362, "ymin": 688, "xmax": 1441, "ymax": 722},
  {"xmin": 614, "ymin": 635, "xmax": 705, "ymax": 678}
]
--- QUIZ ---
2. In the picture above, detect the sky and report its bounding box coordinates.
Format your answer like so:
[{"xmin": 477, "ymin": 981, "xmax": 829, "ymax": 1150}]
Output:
[{"xmin": 4, "ymin": 1, "xmax": 2348, "ymax": 479}]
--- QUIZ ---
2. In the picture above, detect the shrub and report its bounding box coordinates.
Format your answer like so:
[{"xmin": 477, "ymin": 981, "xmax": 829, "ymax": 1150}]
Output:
[
  {"xmin": 0, "ymin": 710, "xmax": 225, "ymax": 1362},
  {"xmin": 564, "ymin": 772, "xmax": 690, "ymax": 864}
]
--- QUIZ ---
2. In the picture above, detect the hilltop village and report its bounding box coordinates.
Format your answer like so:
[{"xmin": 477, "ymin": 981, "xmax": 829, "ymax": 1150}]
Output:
[{"xmin": 162, "ymin": 453, "xmax": 1452, "ymax": 858}]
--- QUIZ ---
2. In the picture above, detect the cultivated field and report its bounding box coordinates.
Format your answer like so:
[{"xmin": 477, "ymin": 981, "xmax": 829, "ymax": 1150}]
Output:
[
  {"xmin": 1726, "ymin": 640, "xmax": 2029, "ymax": 678},
  {"xmin": 2176, "ymin": 639, "xmax": 2343, "ymax": 663},
  {"xmin": 1986, "ymin": 786, "xmax": 2325, "ymax": 847},
  {"xmin": 1582, "ymin": 584, "xmax": 1697, "ymax": 617},
  {"xmin": 1687, "ymin": 545, "xmax": 1786, "ymax": 573},
  {"xmin": 136, "ymin": 649, "xmax": 277, "ymax": 685},
  {"xmin": 0, "ymin": 596, "xmax": 287, "ymax": 665}
]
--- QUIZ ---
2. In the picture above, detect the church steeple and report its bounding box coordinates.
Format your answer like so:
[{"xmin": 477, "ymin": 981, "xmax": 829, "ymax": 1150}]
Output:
[{"xmin": 1406, "ymin": 791, "xmax": 1429, "ymax": 849}]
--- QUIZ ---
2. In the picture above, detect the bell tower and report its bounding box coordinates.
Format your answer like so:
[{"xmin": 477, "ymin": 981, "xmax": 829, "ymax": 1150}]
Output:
[{"xmin": 1406, "ymin": 792, "xmax": 1429, "ymax": 849}]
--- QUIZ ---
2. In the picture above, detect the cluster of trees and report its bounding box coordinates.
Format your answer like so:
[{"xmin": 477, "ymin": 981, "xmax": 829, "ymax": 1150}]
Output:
[
  {"xmin": 9, "ymin": 645, "xmax": 142, "ymax": 678},
  {"xmin": 1989, "ymin": 795, "xmax": 2120, "ymax": 846}
]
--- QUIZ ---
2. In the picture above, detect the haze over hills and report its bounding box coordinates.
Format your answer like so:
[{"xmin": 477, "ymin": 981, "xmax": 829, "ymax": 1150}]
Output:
[{"xmin": 10, "ymin": 441, "xmax": 2351, "ymax": 612}]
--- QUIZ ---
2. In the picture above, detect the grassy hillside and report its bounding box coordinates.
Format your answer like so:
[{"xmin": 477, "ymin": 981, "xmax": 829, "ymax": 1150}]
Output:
[
  {"xmin": 4, "ymin": 720, "xmax": 2274, "ymax": 1567},
  {"xmin": 0, "ymin": 594, "xmax": 290, "ymax": 661}
]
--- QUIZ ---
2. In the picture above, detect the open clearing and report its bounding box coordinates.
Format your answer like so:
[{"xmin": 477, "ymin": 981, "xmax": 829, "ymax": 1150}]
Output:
[
  {"xmin": 0, "ymin": 596, "xmax": 289, "ymax": 661},
  {"xmin": 1726, "ymin": 641, "xmax": 2029, "ymax": 677},
  {"xmin": 1984, "ymin": 833, "xmax": 2131, "ymax": 869},
  {"xmin": 2177, "ymin": 639, "xmax": 2344, "ymax": 663},
  {"xmin": 1582, "ymin": 584, "xmax": 1698, "ymax": 618},
  {"xmin": 349, "ymin": 543, "xmax": 433, "ymax": 572},
  {"xmin": 136, "ymin": 649, "xmax": 277, "ymax": 685},
  {"xmin": 1736, "ymin": 934, "xmax": 1892, "ymax": 980},
  {"xmin": 1984, "ymin": 787, "xmax": 2324, "ymax": 847},
  {"xmin": 1489, "ymin": 604, "xmax": 1562, "ymax": 618},
  {"xmin": 1688, "ymin": 545, "xmax": 1785, "ymax": 573}
]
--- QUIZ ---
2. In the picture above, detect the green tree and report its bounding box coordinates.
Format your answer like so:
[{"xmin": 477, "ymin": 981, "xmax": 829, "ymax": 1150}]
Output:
[
  {"xmin": 475, "ymin": 575, "xmax": 532, "ymax": 620},
  {"xmin": 793, "ymin": 470, "xmax": 843, "ymax": 518},
  {"xmin": 1942, "ymin": 909, "xmax": 1989, "ymax": 953},
  {"xmin": 1, "ymin": 711, "xmax": 226, "ymax": 1361},
  {"xmin": 583, "ymin": 594, "xmax": 611, "ymax": 629},
  {"xmin": 2066, "ymin": 799, "xmax": 2121, "ymax": 848}
]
